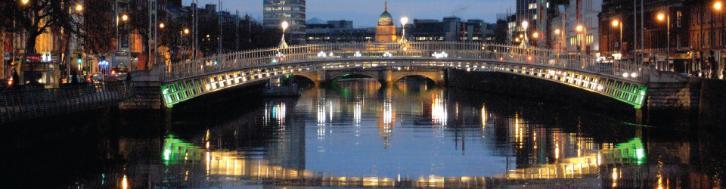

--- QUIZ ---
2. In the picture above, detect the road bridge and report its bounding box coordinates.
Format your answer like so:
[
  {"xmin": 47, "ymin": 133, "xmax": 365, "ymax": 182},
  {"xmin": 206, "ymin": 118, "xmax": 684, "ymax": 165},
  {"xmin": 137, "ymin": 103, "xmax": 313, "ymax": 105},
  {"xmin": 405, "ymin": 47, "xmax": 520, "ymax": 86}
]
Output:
[{"xmin": 161, "ymin": 42, "xmax": 651, "ymax": 109}]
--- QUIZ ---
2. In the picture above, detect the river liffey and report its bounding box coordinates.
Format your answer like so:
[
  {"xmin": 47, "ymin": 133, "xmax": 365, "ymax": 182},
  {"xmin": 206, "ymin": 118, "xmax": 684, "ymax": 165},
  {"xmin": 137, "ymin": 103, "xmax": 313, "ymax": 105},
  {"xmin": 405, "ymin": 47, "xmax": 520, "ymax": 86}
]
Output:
[{"xmin": 4, "ymin": 79, "xmax": 724, "ymax": 188}]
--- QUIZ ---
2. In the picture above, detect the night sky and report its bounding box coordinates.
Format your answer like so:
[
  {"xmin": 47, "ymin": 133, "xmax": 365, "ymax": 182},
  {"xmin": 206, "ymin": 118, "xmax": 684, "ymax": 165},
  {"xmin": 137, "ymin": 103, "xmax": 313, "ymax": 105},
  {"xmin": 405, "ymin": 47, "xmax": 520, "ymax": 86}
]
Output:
[{"xmin": 183, "ymin": 0, "xmax": 515, "ymax": 27}]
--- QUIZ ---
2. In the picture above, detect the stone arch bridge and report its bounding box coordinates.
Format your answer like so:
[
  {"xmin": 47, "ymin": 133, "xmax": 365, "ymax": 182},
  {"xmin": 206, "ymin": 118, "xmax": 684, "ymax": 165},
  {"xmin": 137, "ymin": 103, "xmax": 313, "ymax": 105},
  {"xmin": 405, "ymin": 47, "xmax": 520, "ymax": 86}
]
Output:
[{"xmin": 161, "ymin": 42, "xmax": 655, "ymax": 109}]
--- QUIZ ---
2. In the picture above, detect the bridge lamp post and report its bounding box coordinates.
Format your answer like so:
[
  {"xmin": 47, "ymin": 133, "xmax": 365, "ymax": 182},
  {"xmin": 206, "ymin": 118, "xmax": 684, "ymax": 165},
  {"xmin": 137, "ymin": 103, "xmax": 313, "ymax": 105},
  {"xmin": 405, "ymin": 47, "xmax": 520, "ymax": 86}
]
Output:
[
  {"xmin": 715, "ymin": 1, "xmax": 723, "ymax": 79},
  {"xmin": 611, "ymin": 19, "xmax": 623, "ymax": 57},
  {"xmin": 400, "ymin": 17, "xmax": 409, "ymax": 43},
  {"xmin": 656, "ymin": 11, "xmax": 669, "ymax": 71},
  {"xmin": 521, "ymin": 21, "xmax": 529, "ymax": 48},
  {"xmin": 158, "ymin": 22, "xmax": 166, "ymax": 70},
  {"xmin": 119, "ymin": 13, "xmax": 131, "ymax": 72},
  {"xmin": 554, "ymin": 28, "xmax": 563, "ymax": 63},
  {"xmin": 575, "ymin": 24, "xmax": 586, "ymax": 53},
  {"xmin": 279, "ymin": 21, "xmax": 289, "ymax": 49},
  {"xmin": 181, "ymin": 28, "xmax": 190, "ymax": 60}
]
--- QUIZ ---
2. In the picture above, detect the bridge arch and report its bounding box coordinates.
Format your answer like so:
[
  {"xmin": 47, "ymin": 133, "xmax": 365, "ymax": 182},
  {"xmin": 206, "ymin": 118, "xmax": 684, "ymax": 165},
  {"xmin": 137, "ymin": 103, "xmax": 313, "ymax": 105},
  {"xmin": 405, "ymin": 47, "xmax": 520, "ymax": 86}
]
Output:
[
  {"xmin": 390, "ymin": 72, "xmax": 445, "ymax": 85},
  {"xmin": 291, "ymin": 72, "xmax": 321, "ymax": 87}
]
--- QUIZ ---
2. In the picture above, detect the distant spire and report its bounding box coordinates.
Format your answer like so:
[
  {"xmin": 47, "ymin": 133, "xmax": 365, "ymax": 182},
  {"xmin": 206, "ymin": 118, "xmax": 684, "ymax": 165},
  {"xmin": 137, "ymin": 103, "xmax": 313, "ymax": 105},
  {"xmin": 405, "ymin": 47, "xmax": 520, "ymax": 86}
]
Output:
[{"xmin": 384, "ymin": 0, "xmax": 388, "ymax": 11}]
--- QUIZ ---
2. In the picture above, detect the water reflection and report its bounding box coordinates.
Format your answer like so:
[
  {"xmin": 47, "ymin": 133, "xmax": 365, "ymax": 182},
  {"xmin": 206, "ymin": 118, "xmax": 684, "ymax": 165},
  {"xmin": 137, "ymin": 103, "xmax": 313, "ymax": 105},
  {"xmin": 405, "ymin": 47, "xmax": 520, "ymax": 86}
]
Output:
[
  {"xmin": 4, "ymin": 78, "xmax": 725, "ymax": 188},
  {"xmin": 152, "ymin": 79, "xmax": 657, "ymax": 187}
]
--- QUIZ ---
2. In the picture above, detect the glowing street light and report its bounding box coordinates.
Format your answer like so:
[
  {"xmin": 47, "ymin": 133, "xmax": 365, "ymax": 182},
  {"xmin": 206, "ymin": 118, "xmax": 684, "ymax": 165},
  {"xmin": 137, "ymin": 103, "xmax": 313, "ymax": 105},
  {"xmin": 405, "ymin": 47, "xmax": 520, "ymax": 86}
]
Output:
[
  {"xmin": 715, "ymin": 1, "xmax": 723, "ymax": 11},
  {"xmin": 611, "ymin": 19, "xmax": 620, "ymax": 27},
  {"xmin": 75, "ymin": 4, "xmax": 83, "ymax": 12},
  {"xmin": 554, "ymin": 29, "xmax": 561, "ymax": 35},
  {"xmin": 183, "ymin": 28, "xmax": 190, "ymax": 35},
  {"xmin": 400, "ymin": 17, "xmax": 409, "ymax": 25},
  {"xmin": 656, "ymin": 12, "xmax": 666, "ymax": 22},
  {"xmin": 655, "ymin": 11, "xmax": 671, "ymax": 71},
  {"xmin": 575, "ymin": 24, "xmax": 584, "ymax": 33},
  {"xmin": 532, "ymin": 31, "xmax": 539, "ymax": 39},
  {"xmin": 121, "ymin": 14, "xmax": 129, "ymax": 22},
  {"xmin": 20, "ymin": 0, "xmax": 30, "ymax": 5},
  {"xmin": 279, "ymin": 21, "xmax": 289, "ymax": 48},
  {"xmin": 281, "ymin": 20, "xmax": 289, "ymax": 31},
  {"xmin": 159, "ymin": 23, "xmax": 165, "ymax": 29}
]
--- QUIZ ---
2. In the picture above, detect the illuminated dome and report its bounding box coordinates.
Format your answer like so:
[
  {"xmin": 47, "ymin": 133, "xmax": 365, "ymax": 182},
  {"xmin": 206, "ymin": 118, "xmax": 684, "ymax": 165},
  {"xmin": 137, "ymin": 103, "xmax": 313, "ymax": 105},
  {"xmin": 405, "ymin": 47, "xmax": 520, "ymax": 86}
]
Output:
[{"xmin": 378, "ymin": 11, "xmax": 393, "ymax": 26}]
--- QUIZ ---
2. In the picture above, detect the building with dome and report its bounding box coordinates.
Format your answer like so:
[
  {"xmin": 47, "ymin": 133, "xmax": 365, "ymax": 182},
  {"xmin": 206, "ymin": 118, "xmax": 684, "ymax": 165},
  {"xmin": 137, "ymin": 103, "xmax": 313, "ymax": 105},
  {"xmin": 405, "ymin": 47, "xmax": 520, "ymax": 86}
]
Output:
[{"xmin": 375, "ymin": 0, "xmax": 397, "ymax": 43}]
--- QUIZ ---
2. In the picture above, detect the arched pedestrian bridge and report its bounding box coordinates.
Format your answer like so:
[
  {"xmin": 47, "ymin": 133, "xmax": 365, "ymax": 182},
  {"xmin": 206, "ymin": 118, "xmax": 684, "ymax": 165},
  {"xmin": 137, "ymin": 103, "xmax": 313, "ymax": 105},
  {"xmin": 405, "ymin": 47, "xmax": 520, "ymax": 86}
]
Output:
[{"xmin": 161, "ymin": 42, "xmax": 649, "ymax": 109}]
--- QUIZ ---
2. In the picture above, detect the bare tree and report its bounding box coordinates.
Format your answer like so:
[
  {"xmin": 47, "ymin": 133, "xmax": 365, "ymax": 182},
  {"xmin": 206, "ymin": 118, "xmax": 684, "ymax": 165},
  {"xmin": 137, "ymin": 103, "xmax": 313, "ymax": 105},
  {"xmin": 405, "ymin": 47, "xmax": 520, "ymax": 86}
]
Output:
[
  {"xmin": 10, "ymin": 0, "xmax": 79, "ymax": 56},
  {"xmin": 81, "ymin": 0, "xmax": 115, "ymax": 55}
]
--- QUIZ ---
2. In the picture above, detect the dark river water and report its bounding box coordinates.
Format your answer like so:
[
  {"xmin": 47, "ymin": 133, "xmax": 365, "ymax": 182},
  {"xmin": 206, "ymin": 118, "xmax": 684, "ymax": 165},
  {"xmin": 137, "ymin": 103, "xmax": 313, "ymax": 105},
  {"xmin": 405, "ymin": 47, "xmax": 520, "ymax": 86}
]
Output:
[{"xmin": 3, "ymin": 79, "xmax": 725, "ymax": 188}]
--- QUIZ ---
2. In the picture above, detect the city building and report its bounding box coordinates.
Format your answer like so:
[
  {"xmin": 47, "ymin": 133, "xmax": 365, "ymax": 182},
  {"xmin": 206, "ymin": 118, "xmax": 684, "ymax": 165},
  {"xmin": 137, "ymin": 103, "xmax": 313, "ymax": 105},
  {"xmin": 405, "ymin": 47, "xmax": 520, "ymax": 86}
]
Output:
[
  {"xmin": 263, "ymin": 0, "xmax": 306, "ymax": 44},
  {"xmin": 375, "ymin": 0, "xmax": 397, "ymax": 43},
  {"xmin": 599, "ymin": 0, "xmax": 691, "ymax": 69},
  {"xmin": 407, "ymin": 17, "xmax": 495, "ymax": 42},
  {"xmin": 566, "ymin": 0, "xmax": 601, "ymax": 53},
  {"xmin": 545, "ymin": 0, "xmax": 601, "ymax": 54},
  {"xmin": 515, "ymin": 0, "xmax": 567, "ymax": 47},
  {"xmin": 409, "ymin": 19, "xmax": 444, "ymax": 41},
  {"xmin": 306, "ymin": 20, "xmax": 375, "ymax": 43}
]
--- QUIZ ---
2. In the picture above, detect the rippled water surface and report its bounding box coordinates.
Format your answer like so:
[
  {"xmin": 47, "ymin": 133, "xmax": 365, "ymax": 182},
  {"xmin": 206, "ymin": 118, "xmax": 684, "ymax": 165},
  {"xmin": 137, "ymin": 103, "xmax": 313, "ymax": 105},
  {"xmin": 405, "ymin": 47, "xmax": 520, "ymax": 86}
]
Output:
[{"xmin": 4, "ymin": 79, "xmax": 725, "ymax": 188}]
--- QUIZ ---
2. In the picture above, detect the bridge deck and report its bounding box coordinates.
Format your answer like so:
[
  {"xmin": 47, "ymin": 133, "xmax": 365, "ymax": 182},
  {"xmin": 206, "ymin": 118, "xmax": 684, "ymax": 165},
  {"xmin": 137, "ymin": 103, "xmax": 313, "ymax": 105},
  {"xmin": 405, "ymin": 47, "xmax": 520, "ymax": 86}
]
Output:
[{"xmin": 161, "ymin": 42, "xmax": 650, "ymax": 109}]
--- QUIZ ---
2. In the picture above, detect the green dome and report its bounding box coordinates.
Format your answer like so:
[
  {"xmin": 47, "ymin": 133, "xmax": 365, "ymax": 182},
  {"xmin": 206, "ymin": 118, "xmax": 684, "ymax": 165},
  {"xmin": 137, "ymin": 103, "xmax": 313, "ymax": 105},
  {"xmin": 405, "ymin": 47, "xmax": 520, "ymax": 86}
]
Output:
[{"xmin": 378, "ymin": 11, "xmax": 393, "ymax": 26}]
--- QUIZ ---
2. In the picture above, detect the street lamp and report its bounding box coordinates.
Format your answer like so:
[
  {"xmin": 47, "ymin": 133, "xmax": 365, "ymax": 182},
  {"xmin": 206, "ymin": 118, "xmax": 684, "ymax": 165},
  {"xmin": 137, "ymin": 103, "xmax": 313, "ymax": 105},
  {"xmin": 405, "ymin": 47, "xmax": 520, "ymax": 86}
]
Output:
[
  {"xmin": 521, "ymin": 21, "xmax": 529, "ymax": 47},
  {"xmin": 119, "ymin": 13, "xmax": 130, "ymax": 72},
  {"xmin": 656, "ymin": 11, "xmax": 670, "ymax": 71},
  {"xmin": 75, "ymin": 4, "xmax": 83, "ymax": 12},
  {"xmin": 553, "ymin": 28, "xmax": 563, "ymax": 51},
  {"xmin": 159, "ymin": 22, "xmax": 165, "ymax": 29},
  {"xmin": 279, "ymin": 21, "xmax": 289, "ymax": 49},
  {"xmin": 716, "ymin": 1, "xmax": 724, "ymax": 78},
  {"xmin": 715, "ymin": 1, "xmax": 724, "ymax": 11},
  {"xmin": 183, "ymin": 28, "xmax": 190, "ymax": 35},
  {"xmin": 656, "ymin": 12, "xmax": 666, "ymax": 22},
  {"xmin": 611, "ymin": 19, "xmax": 623, "ymax": 55},
  {"xmin": 400, "ymin": 17, "xmax": 409, "ymax": 43},
  {"xmin": 20, "ymin": 0, "xmax": 29, "ymax": 5}
]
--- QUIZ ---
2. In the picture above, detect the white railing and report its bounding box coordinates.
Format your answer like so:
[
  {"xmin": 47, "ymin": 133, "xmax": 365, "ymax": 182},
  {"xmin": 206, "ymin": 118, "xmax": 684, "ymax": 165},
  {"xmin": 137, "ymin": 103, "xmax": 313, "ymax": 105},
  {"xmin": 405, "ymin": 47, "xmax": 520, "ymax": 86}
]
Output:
[{"xmin": 164, "ymin": 42, "xmax": 650, "ymax": 83}]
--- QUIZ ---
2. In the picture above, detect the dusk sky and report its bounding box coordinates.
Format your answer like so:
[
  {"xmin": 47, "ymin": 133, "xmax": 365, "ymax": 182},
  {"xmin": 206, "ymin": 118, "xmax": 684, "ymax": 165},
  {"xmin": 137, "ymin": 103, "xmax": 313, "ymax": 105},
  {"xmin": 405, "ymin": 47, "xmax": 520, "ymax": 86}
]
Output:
[{"xmin": 183, "ymin": 0, "xmax": 515, "ymax": 27}]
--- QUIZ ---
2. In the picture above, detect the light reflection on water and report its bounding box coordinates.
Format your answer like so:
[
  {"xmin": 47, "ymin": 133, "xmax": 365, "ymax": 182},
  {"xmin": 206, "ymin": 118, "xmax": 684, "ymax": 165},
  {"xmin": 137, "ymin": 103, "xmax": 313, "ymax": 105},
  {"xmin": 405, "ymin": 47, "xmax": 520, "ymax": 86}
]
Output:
[
  {"xmin": 151, "ymin": 79, "xmax": 654, "ymax": 187},
  {"xmin": 5, "ymin": 79, "xmax": 725, "ymax": 188}
]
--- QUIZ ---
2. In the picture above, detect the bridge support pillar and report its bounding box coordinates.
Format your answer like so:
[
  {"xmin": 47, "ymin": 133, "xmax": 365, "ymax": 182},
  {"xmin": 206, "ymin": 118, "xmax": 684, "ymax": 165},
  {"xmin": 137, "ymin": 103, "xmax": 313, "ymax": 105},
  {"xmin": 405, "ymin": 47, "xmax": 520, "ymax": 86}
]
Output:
[{"xmin": 379, "ymin": 69, "xmax": 394, "ymax": 87}]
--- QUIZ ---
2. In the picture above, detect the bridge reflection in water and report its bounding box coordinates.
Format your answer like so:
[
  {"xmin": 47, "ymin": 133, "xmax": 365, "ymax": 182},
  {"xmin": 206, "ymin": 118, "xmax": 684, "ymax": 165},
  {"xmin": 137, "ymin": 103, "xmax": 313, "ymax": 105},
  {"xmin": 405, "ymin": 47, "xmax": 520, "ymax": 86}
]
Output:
[
  {"xmin": 155, "ymin": 80, "xmax": 652, "ymax": 188},
  {"xmin": 160, "ymin": 131, "xmax": 645, "ymax": 187}
]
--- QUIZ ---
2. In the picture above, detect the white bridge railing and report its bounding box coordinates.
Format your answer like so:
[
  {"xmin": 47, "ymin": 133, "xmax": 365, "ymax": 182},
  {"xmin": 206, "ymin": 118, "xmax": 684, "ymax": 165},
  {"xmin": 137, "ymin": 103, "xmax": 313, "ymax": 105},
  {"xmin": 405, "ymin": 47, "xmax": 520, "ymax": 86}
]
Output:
[{"xmin": 164, "ymin": 42, "xmax": 649, "ymax": 83}]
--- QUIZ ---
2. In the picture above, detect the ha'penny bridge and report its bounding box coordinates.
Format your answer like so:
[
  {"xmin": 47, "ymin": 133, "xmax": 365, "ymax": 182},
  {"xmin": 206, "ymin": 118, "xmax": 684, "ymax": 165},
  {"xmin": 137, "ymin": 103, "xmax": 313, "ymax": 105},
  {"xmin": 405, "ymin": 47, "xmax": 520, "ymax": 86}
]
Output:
[
  {"xmin": 161, "ymin": 41, "xmax": 657, "ymax": 109},
  {"xmin": 1, "ymin": 41, "xmax": 695, "ymax": 124}
]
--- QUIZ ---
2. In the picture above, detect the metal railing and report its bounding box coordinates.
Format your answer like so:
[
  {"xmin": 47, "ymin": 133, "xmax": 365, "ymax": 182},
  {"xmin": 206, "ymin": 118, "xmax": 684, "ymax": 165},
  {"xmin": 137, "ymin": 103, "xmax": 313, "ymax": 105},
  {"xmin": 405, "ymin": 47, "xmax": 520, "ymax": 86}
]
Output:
[
  {"xmin": 0, "ymin": 81, "xmax": 131, "ymax": 125},
  {"xmin": 164, "ymin": 42, "xmax": 651, "ymax": 83}
]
